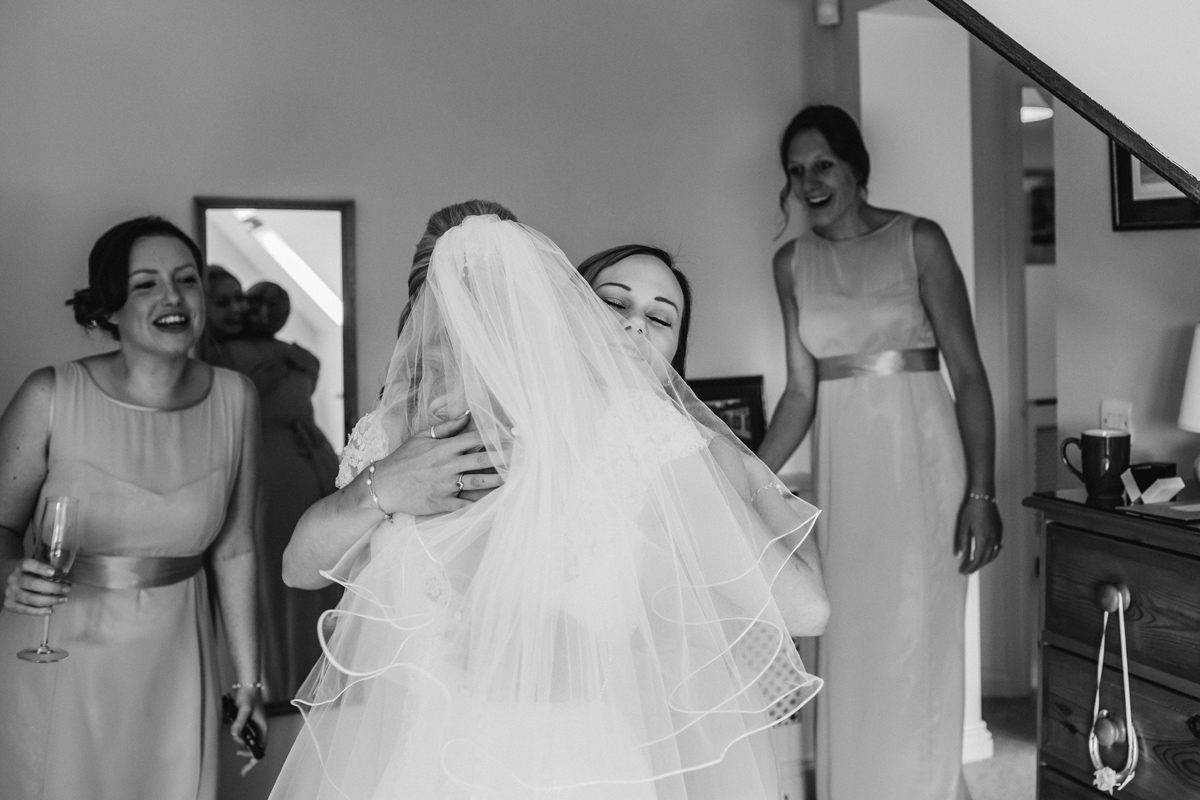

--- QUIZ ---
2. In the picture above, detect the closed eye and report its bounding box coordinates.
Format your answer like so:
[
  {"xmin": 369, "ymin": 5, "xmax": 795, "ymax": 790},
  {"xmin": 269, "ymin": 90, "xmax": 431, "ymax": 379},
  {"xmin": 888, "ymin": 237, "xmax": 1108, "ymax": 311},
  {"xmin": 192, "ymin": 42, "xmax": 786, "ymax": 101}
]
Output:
[
  {"xmin": 602, "ymin": 298, "xmax": 626, "ymax": 311},
  {"xmin": 649, "ymin": 316, "xmax": 672, "ymax": 328}
]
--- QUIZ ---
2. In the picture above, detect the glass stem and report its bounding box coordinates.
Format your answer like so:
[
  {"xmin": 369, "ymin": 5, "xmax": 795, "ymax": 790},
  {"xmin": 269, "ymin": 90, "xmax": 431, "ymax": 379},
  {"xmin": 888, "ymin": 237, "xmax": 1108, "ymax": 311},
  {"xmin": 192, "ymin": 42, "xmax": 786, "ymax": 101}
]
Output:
[{"xmin": 39, "ymin": 614, "xmax": 51, "ymax": 650}]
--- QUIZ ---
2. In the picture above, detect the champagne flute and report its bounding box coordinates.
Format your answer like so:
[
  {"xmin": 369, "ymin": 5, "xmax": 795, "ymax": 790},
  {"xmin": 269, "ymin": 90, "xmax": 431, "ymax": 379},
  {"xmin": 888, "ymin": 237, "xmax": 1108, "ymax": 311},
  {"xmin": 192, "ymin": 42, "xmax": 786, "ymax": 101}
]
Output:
[{"xmin": 18, "ymin": 496, "xmax": 79, "ymax": 663}]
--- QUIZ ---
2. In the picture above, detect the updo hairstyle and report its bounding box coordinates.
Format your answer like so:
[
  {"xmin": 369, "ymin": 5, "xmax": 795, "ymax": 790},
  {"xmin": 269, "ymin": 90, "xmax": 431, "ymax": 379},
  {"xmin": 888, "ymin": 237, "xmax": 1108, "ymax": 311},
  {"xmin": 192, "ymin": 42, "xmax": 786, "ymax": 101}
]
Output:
[{"xmin": 67, "ymin": 216, "xmax": 204, "ymax": 340}]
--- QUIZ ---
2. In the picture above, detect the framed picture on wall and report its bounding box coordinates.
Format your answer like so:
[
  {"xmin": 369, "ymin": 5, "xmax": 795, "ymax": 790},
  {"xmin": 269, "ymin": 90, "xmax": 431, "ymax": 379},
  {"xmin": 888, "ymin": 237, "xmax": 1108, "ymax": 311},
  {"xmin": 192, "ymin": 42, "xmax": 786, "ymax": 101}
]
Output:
[
  {"xmin": 1110, "ymin": 141, "xmax": 1200, "ymax": 230},
  {"xmin": 687, "ymin": 375, "xmax": 767, "ymax": 451}
]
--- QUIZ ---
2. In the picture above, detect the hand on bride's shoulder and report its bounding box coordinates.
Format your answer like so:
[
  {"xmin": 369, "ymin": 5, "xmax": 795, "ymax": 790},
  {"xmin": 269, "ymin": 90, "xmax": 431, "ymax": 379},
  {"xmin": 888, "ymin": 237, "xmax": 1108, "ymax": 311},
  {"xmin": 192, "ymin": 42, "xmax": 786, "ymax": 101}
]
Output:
[{"xmin": 369, "ymin": 414, "xmax": 503, "ymax": 517}]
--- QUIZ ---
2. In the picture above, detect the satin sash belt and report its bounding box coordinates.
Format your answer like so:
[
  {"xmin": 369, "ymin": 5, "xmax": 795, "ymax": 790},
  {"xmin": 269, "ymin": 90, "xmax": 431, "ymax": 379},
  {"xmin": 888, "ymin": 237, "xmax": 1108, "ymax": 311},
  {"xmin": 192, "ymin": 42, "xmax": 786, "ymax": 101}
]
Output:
[
  {"xmin": 816, "ymin": 347, "xmax": 939, "ymax": 382},
  {"xmin": 71, "ymin": 553, "xmax": 204, "ymax": 590}
]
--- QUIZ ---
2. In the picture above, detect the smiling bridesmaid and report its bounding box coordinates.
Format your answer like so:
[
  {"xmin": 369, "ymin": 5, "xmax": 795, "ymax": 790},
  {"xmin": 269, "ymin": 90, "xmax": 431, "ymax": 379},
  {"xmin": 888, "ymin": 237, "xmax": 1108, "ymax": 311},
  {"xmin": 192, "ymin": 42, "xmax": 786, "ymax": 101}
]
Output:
[
  {"xmin": 756, "ymin": 105, "xmax": 1002, "ymax": 800},
  {"xmin": 0, "ymin": 216, "xmax": 265, "ymax": 799}
]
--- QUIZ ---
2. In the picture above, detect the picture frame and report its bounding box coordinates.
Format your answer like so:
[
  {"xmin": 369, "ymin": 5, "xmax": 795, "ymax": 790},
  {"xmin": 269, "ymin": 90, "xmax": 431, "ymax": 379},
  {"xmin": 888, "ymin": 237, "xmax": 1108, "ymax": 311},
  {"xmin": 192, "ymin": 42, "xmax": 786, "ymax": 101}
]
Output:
[
  {"xmin": 1110, "ymin": 141, "xmax": 1200, "ymax": 231},
  {"xmin": 687, "ymin": 375, "xmax": 767, "ymax": 451}
]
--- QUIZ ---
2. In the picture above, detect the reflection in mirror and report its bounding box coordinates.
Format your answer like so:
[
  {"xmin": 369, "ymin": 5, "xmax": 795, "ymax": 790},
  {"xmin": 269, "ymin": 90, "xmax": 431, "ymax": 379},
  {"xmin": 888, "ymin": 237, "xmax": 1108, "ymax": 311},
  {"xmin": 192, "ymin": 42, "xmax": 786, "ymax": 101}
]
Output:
[{"xmin": 195, "ymin": 197, "xmax": 355, "ymax": 712}]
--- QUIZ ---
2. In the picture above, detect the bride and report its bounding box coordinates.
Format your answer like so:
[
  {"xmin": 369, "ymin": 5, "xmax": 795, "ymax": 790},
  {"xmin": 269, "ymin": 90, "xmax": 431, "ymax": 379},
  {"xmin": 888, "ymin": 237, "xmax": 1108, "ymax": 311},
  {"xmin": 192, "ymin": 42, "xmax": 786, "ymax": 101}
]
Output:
[{"xmin": 270, "ymin": 213, "xmax": 827, "ymax": 799}]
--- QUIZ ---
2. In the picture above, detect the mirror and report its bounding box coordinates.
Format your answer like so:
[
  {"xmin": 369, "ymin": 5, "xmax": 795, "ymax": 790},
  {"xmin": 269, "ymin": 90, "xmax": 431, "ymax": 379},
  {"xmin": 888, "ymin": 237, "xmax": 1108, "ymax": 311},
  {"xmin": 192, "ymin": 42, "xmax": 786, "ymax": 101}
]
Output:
[{"xmin": 194, "ymin": 196, "xmax": 356, "ymax": 712}]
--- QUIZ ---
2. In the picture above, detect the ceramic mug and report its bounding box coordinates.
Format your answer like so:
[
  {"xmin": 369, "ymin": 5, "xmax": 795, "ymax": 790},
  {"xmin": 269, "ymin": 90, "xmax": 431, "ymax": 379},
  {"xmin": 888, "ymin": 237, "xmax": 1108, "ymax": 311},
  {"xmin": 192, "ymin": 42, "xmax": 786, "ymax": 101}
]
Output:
[{"xmin": 1061, "ymin": 429, "xmax": 1131, "ymax": 500}]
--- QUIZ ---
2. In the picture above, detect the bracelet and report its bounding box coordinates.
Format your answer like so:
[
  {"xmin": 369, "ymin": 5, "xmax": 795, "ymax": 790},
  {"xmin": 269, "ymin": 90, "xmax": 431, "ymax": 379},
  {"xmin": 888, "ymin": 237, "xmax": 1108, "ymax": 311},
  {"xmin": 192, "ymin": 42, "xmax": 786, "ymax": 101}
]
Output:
[
  {"xmin": 232, "ymin": 682, "xmax": 263, "ymax": 691},
  {"xmin": 366, "ymin": 462, "xmax": 394, "ymax": 523},
  {"xmin": 751, "ymin": 482, "xmax": 782, "ymax": 502},
  {"xmin": 967, "ymin": 491, "xmax": 997, "ymax": 504}
]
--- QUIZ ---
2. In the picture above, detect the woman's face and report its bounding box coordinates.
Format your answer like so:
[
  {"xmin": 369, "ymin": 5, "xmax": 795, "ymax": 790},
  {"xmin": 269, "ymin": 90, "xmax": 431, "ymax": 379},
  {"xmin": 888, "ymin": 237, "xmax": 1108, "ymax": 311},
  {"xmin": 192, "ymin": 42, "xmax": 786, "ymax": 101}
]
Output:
[
  {"xmin": 786, "ymin": 129, "xmax": 863, "ymax": 235},
  {"xmin": 207, "ymin": 275, "xmax": 248, "ymax": 339},
  {"xmin": 109, "ymin": 235, "xmax": 206, "ymax": 356},
  {"xmin": 591, "ymin": 255, "xmax": 685, "ymax": 365}
]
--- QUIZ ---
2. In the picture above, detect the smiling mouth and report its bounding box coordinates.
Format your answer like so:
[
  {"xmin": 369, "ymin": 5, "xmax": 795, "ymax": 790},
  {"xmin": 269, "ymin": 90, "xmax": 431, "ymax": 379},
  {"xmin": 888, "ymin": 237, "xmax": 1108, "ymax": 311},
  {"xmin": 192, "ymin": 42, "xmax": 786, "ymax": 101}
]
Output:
[
  {"xmin": 805, "ymin": 193, "xmax": 833, "ymax": 209},
  {"xmin": 153, "ymin": 313, "xmax": 190, "ymax": 331}
]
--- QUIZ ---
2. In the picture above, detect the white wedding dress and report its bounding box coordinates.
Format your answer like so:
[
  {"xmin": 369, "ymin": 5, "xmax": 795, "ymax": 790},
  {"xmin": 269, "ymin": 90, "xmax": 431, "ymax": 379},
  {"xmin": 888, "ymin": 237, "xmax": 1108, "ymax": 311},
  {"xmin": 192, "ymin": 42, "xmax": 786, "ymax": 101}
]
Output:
[{"xmin": 270, "ymin": 217, "xmax": 821, "ymax": 799}]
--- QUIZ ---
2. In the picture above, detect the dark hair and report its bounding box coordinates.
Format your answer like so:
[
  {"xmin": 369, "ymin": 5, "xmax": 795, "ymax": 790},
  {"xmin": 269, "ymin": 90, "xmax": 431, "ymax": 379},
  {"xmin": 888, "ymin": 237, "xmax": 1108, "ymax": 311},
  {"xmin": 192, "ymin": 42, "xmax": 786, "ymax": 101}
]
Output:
[
  {"xmin": 397, "ymin": 200, "xmax": 519, "ymax": 335},
  {"xmin": 205, "ymin": 263, "xmax": 239, "ymax": 291},
  {"xmin": 246, "ymin": 281, "xmax": 291, "ymax": 336},
  {"xmin": 67, "ymin": 216, "xmax": 204, "ymax": 340},
  {"xmin": 577, "ymin": 244, "xmax": 692, "ymax": 377},
  {"xmin": 777, "ymin": 104, "xmax": 871, "ymax": 232}
]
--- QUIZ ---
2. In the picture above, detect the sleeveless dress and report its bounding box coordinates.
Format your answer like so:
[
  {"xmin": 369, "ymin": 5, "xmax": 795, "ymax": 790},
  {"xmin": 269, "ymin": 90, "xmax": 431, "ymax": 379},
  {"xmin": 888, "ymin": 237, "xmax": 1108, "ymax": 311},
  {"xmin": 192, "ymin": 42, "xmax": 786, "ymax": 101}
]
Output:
[
  {"xmin": 0, "ymin": 360, "xmax": 250, "ymax": 800},
  {"xmin": 792, "ymin": 214, "xmax": 970, "ymax": 800}
]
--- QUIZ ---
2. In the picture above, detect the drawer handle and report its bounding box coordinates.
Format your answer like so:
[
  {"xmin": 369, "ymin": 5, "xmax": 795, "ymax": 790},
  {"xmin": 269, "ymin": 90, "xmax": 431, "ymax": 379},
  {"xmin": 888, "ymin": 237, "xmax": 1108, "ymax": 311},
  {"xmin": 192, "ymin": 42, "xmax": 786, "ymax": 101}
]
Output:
[
  {"xmin": 1097, "ymin": 583, "xmax": 1131, "ymax": 614},
  {"xmin": 1088, "ymin": 586, "xmax": 1138, "ymax": 792},
  {"xmin": 1094, "ymin": 713, "xmax": 1127, "ymax": 747},
  {"xmin": 1188, "ymin": 715, "xmax": 1200, "ymax": 740}
]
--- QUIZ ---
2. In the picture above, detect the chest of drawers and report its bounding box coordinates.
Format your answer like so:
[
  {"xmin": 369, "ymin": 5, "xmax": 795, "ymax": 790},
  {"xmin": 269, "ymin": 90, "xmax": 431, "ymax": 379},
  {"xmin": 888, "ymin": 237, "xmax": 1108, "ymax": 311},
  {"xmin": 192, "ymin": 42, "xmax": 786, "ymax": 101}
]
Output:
[{"xmin": 1025, "ymin": 492, "xmax": 1200, "ymax": 798}]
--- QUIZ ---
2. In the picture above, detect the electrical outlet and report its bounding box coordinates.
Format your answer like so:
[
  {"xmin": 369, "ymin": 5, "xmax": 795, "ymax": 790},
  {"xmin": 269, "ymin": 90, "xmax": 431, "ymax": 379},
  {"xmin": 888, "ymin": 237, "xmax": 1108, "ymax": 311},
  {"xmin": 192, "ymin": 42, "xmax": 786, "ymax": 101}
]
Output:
[{"xmin": 1100, "ymin": 399, "xmax": 1132, "ymax": 432}]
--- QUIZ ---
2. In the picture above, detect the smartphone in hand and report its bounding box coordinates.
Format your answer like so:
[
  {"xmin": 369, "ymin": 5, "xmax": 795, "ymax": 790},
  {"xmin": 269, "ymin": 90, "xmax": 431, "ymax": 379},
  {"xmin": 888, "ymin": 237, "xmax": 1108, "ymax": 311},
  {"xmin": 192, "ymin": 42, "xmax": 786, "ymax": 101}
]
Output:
[{"xmin": 221, "ymin": 694, "xmax": 265, "ymax": 760}]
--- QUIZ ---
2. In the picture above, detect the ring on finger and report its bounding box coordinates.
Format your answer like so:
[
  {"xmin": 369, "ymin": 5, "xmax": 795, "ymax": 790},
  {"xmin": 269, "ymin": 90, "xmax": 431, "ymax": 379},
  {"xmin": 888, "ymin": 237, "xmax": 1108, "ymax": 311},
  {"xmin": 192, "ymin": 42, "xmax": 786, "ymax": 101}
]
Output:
[
  {"xmin": 455, "ymin": 475, "xmax": 465, "ymax": 492},
  {"xmin": 430, "ymin": 426, "xmax": 438, "ymax": 440}
]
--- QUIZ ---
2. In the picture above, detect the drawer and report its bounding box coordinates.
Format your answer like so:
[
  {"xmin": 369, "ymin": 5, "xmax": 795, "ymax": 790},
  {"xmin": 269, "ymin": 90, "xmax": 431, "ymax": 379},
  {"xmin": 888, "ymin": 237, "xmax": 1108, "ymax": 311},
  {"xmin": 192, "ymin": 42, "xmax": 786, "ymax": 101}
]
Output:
[
  {"xmin": 1045, "ymin": 523, "xmax": 1200, "ymax": 682},
  {"xmin": 1041, "ymin": 646, "xmax": 1200, "ymax": 798},
  {"xmin": 1039, "ymin": 765, "xmax": 1112, "ymax": 799}
]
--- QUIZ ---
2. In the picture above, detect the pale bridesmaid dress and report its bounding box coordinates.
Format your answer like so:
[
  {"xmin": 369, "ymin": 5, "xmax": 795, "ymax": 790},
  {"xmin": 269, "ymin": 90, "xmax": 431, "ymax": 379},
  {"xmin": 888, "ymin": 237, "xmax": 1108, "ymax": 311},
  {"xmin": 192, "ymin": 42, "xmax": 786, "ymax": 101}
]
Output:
[
  {"xmin": 0, "ymin": 361, "xmax": 250, "ymax": 800},
  {"xmin": 792, "ymin": 213, "xmax": 971, "ymax": 800}
]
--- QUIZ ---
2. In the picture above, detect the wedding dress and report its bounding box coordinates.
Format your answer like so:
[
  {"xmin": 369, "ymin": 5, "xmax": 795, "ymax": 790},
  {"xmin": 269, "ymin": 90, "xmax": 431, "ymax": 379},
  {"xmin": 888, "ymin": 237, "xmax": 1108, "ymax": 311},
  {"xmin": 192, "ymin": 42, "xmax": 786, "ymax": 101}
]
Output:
[{"xmin": 269, "ymin": 216, "xmax": 821, "ymax": 799}]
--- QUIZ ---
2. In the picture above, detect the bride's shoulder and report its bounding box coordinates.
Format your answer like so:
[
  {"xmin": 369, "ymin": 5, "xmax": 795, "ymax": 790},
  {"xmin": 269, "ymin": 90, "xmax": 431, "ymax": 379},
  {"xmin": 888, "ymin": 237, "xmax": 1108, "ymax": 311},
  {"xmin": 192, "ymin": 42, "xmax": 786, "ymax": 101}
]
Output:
[
  {"xmin": 603, "ymin": 388, "xmax": 706, "ymax": 465},
  {"xmin": 336, "ymin": 410, "xmax": 390, "ymax": 489}
]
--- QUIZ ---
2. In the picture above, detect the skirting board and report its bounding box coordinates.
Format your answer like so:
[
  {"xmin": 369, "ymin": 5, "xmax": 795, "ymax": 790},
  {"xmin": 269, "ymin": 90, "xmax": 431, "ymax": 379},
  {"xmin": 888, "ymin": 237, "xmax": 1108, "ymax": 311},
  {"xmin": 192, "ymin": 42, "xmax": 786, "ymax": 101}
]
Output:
[{"xmin": 962, "ymin": 719, "xmax": 996, "ymax": 764}]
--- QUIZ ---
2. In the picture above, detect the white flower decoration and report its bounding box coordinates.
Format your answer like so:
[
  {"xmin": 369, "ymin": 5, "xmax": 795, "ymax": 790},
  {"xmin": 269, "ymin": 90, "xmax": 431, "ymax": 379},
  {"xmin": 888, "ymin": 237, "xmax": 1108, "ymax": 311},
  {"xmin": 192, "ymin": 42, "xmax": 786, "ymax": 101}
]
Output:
[{"xmin": 1093, "ymin": 765, "xmax": 1119, "ymax": 793}]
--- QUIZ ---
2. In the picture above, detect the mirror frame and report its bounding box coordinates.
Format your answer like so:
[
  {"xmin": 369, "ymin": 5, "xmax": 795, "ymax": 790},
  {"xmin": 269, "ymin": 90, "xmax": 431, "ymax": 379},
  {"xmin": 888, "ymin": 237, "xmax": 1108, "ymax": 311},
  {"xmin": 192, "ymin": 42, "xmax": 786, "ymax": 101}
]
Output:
[
  {"xmin": 927, "ymin": 0, "xmax": 1200, "ymax": 204},
  {"xmin": 193, "ymin": 196, "xmax": 358, "ymax": 440}
]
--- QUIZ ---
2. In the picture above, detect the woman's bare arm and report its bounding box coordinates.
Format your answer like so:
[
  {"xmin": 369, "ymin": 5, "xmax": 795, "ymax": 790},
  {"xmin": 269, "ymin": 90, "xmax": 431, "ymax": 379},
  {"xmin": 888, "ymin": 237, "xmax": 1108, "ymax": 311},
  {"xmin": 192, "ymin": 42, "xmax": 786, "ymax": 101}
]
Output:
[
  {"xmin": 210, "ymin": 376, "xmax": 267, "ymax": 745},
  {"xmin": 913, "ymin": 217, "xmax": 1002, "ymax": 574},
  {"xmin": 283, "ymin": 414, "xmax": 501, "ymax": 589},
  {"xmin": 757, "ymin": 241, "xmax": 819, "ymax": 473},
  {"xmin": 0, "ymin": 368, "xmax": 70, "ymax": 615}
]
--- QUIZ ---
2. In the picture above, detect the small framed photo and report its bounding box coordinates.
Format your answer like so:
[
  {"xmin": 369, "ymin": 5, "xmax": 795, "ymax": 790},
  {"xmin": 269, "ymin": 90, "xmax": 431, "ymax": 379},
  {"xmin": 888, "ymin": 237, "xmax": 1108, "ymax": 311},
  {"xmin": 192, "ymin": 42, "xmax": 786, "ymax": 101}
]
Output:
[
  {"xmin": 1110, "ymin": 141, "xmax": 1200, "ymax": 231},
  {"xmin": 687, "ymin": 375, "xmax": 767, "ymax": 451}
]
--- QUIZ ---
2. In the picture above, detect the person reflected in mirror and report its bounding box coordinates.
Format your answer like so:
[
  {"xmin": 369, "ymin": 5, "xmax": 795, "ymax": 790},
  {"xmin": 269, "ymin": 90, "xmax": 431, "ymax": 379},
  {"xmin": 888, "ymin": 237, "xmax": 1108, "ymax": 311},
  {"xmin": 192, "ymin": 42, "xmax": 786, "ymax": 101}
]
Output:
[
  {"xmin": 757, "ymin": 104, "xmax": 1001, "ymax": 800},
  {"xmin": 0, "ymin": 216, "xmax": 265, "ymax": 798},
  {"xmin": 204, "ymin": 264, "xmax": 250, "ymax": 345},
  {"xmin": 202, "ymin": 273, "xmax": 341, "ymax": 702},
  {"xmin": 283, "ymin": 200, "xmax": 516, "ymax": 591}
]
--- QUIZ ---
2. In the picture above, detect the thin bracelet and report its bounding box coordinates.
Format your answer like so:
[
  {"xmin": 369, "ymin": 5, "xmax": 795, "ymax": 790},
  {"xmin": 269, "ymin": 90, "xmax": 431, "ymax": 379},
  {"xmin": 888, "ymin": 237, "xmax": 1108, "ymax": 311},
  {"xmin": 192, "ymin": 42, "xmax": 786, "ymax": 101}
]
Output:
[
  {"xmin": 751, "ymin": 482, "xmax": 782, "ymax": 502},
  {"xmin": 366, "ymin": 462, "xmax": 395, "ymax": 523},
  {"xmin": 967, "ymin": 491, "xmax": 997, "ymax": 504},
  {"xmin": 231, "ymin": 682, "xmax": 263, "ymax": 691}
]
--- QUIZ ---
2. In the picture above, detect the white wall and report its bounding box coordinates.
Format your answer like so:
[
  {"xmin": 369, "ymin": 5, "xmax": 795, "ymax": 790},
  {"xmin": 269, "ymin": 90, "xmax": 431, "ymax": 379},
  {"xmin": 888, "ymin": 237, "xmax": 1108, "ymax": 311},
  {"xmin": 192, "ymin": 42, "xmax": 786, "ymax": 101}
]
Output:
[
  {"xmin": 859, "ymin": 0, "xmax": 975, "ymax": 298},
  {"xmin": 0, "ymin": 0, "xmax": 807, "ymax": 438},
  {"xmin": 964, "ymin": 0, "xmax": 1200, "ymax": 189},
  {"xmin": 1055, "ymin": 104, "xmax": 1200, "ymax": 474}
]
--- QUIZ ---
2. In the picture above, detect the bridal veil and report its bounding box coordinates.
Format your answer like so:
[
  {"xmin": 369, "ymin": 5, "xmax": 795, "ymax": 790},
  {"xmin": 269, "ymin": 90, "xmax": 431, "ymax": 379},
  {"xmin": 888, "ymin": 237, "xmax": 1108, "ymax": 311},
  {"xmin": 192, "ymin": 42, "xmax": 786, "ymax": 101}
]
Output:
[{"xmin": 270, "ymin": 216, "xmax": 821, "ymax": 799}]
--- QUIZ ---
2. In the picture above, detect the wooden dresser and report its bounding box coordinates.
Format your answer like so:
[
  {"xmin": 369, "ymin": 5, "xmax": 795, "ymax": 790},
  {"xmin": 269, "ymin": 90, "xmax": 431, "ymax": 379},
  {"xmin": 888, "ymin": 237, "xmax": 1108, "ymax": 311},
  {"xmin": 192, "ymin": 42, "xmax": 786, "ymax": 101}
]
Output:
[{"xmin": 1024, "ymin": 491, "xmax": 1200, "ymax": 798}]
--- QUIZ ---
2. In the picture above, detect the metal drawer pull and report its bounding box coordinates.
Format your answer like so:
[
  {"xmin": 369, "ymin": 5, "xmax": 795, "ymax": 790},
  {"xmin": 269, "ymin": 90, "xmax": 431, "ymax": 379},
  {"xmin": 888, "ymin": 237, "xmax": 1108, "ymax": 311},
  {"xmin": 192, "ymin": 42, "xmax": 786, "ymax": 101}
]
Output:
[
  {"xmin": 1089, "ymin": 582, "xmax": 1138, "ymax": 793},
  {"xmin": 1097, "ymin": 583, "xmax": 1131, "ymax": 614}
]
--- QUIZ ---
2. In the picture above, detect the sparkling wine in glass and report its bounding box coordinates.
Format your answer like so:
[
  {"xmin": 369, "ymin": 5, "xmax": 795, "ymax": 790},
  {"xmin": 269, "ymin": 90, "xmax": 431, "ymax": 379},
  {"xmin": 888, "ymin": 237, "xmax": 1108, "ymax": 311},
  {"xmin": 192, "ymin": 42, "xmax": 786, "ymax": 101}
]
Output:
[{"xmin": 18, "ymin": 496, "xmax": 79, "ymax": 663}]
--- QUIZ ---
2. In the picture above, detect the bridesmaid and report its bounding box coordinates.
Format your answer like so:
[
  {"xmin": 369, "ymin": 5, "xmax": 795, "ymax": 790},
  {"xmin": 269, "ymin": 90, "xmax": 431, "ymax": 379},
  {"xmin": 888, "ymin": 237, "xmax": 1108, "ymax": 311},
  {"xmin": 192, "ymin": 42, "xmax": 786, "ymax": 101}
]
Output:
[
  {"xmin": 756, "ymin": 105, "xmax": 1001, "ymax": 800},
  {"xmin": 0, "ymin": 216, "xmax": 266, "ymax": 799},
  {"xmin": 577, "ymin": 244, "xmax": 693, "ymax": 377}
]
